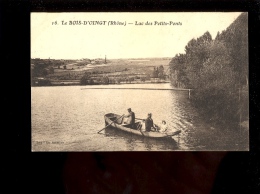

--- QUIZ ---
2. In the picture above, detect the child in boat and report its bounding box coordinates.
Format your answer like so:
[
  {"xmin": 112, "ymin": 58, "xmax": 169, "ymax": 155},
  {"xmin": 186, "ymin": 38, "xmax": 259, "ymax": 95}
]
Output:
[{"xmin": 157, "ymin": 120, "xmax": 168, "ymax": 133}]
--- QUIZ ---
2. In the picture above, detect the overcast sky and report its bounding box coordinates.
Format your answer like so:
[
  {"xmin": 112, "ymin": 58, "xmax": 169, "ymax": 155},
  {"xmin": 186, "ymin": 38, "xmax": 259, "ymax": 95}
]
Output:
[{"xmin": 31, "ymin": 12, "xmax": 243, "ymax": 59}]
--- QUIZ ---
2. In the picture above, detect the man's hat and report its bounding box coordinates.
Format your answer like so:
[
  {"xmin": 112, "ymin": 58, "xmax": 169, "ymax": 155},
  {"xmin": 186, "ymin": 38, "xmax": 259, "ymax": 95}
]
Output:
[
  {"xmin": 128, "ymin": 108, "xmax": 131, "ymax": 111},
  {"xmin": 148, "ymin": 113, "xmax": 152, "ymax": 115}
]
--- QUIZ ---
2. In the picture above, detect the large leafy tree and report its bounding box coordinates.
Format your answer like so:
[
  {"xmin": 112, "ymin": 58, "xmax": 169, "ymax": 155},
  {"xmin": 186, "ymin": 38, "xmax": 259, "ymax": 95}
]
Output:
[
  {"xmin": 216, "ymin": 13, "xmax": 248, "ymax": 86},
  {"xmin": 169, "ymin": 13, "xmax": 248, "ymax": 124}
]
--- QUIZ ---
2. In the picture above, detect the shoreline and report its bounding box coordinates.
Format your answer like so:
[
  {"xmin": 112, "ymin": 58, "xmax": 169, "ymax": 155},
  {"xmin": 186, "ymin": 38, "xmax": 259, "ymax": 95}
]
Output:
[{"xmin": 31, "ymin": 80, "xmax": 171, "ymax": 87}]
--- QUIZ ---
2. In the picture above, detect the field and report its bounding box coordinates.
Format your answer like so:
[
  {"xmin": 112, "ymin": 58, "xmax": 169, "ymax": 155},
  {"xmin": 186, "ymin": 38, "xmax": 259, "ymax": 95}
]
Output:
[{"xmin": 43, "ymin": 57, "xmax": 172, "ymax": 83}]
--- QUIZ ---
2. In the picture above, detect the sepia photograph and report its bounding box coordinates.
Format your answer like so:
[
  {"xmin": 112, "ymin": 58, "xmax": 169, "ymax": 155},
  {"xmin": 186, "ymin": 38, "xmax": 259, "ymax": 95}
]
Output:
[{"xmin": 31, "ymin": 12, "xmax": 249, "ymax": 151}]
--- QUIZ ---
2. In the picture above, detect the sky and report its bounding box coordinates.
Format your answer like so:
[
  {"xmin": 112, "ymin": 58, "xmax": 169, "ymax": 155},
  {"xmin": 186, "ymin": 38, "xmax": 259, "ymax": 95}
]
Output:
[{"xmin": 31, "ymin": 12, "xmax": 243, "ymax": 59}]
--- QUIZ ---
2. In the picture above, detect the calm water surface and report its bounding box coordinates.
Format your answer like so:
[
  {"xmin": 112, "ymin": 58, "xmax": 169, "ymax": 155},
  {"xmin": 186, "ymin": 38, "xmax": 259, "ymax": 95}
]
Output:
[{"xmin": 31, "ymin": 83, "xmax": 248, "ymax": 151}]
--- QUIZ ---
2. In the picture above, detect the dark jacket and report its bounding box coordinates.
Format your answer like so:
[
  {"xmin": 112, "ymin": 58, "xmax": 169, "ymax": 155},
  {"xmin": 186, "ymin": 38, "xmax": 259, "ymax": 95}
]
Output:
[
  {"xmin": 126, "ymin": 111, "xmax": 135, "ymax": 125},
  {"xmin": 145, "ymin": 117, "xmax": 154, "ymax": 132}
]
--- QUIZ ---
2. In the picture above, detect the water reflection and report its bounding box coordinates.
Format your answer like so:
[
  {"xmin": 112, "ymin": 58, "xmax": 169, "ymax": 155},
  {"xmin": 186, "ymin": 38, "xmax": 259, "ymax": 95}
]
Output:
[
  {"xmin": 104, "ymin": 127, "xmax": 179, "ymax": 151},
  {"xmin": 143, "ymin": 138, "xmax": 153, "ymax": 151}
]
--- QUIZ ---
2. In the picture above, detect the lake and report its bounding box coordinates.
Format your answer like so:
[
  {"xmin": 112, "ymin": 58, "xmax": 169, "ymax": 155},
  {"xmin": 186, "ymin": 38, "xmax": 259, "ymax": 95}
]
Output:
[{"xmin": 31, "ymin": 83, "xmax": 248, "ymax": 151}]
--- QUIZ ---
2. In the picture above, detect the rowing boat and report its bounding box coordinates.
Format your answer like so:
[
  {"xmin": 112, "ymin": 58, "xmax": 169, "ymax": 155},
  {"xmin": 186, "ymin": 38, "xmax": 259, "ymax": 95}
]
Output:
[{"xmin": 104, "ymin": 113, "xmax": 181, "ymax": 138}]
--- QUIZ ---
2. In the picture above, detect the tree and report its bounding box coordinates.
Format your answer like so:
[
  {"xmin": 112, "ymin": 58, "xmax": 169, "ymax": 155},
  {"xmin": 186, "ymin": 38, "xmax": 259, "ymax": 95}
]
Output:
[
  {"xmin": 42, "ymin": 68, "xmax": 48, "ymax": 76},
  {"xmin": 140, "ymin": 77, "xmax": 146, "ymax": 82},
  {"xmin": 80, "ymin": 74, "xmax": 89, "ymax": 85},
  {"xmin": 169, "ymin": 54, "xmax": 189, "ymax": 87},
  {"xmin": 169, "ymin": 13, "xmax": 248, "ymax": 124},
  {"xmin": 158, "ymin": 65, "xmax": 164, "ymax": 74},
  {"xmin": 49, "ymin": 67, "xmax": 54, "ymax": 74},
  {"xmin": 116, "ymin": 78, "xmax": 122, "ymax": 84},
  {"xmin": 110, "ymin": 78, "xmax": 116, "ymax": 84},
  {"xmin": 101, "ymin": 76, "xmax": 109, "ymax": 84},
  {"xmin": 216, "ymin": 13, "xmax": 248, "ymax": 86},
  {"xmin": 152, "ymin": 67, "xmax": 159, "ymax": 78},
  {"xmin": 89, "ymin": 79, "xmax": 94, "ymax": 85},
  {"xmin": 96, "ymin": 78, "xmax": 101, "ymax": 83},
  {"xmin": 129, "ymin": 77, "xmax": 134, "ymax": 83}
]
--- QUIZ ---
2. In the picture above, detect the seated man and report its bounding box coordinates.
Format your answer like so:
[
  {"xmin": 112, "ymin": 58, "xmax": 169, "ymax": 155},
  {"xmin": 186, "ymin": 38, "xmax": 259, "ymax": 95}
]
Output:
[
  {"xmin": 145, "ymin": 113, "xmax": 157, "ymax": 132},
  {"xmin": 124, "ymin": 108, "xmax": 135, "ymax": 129}
]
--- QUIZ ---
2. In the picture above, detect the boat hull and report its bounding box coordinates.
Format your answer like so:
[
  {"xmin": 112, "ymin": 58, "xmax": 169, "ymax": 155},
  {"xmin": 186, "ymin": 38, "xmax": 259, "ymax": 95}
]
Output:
[{"xmin": 104, "ymin": 113, "xmax": 181, "ymax": 138}]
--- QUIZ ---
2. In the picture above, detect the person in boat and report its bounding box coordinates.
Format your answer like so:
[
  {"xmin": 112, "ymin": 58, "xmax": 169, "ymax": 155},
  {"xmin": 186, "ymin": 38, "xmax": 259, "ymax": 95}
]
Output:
[
  {"xmin": 124, "ymin": 108, "xmax": 135, "ymax": 128},
  {"xmin": 158, "ymin": 120, "xmax": 168, "ymax": 133},
  {"xmin": 145, "ymin": 113, "xmax": 157, "ymax": 132}
]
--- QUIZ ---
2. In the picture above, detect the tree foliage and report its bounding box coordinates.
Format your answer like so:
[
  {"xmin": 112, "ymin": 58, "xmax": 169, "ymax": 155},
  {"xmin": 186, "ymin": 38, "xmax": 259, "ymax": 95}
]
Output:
[
  {"xmin": 101, "ymin": 76, "xmax": 109, "ymax": 84},
  {"xmin": 169, "ymin": 13, "xmax": 248, "ymax": 124},
  {"xmin": 151, "ymin": 65, "xmax": 166, "ymax": 79},
  {"xmin": 80, "ymin": 73, "xmax": 95, "ymax": 85}
]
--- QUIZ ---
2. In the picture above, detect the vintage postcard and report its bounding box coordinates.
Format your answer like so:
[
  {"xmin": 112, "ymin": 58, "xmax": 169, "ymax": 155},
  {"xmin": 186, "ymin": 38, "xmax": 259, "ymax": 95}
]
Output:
[{"xmin": 31, "ymin": 12, "xmax": 248, "ymax": 151}]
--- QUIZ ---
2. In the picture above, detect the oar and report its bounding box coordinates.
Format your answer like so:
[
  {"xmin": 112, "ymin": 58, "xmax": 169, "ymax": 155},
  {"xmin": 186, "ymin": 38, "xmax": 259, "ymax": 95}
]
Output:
[
  {"xmin": 135, "ymin": 121, "xmax": 144, "ymax": 136},
  {"xmin": 134, "ymin": 118, "xmax": 145, "ymax": 135},
  {"xmin": 97, "ymin": 114, "xmax": 124, "ymax": 134},
  {"xmin": 138, "ymin": 128, "xmax": 144, "ymax": 136},
  {"xmin": 135, "ymin": 118, "xmax": 145, "ymax": 121}
]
